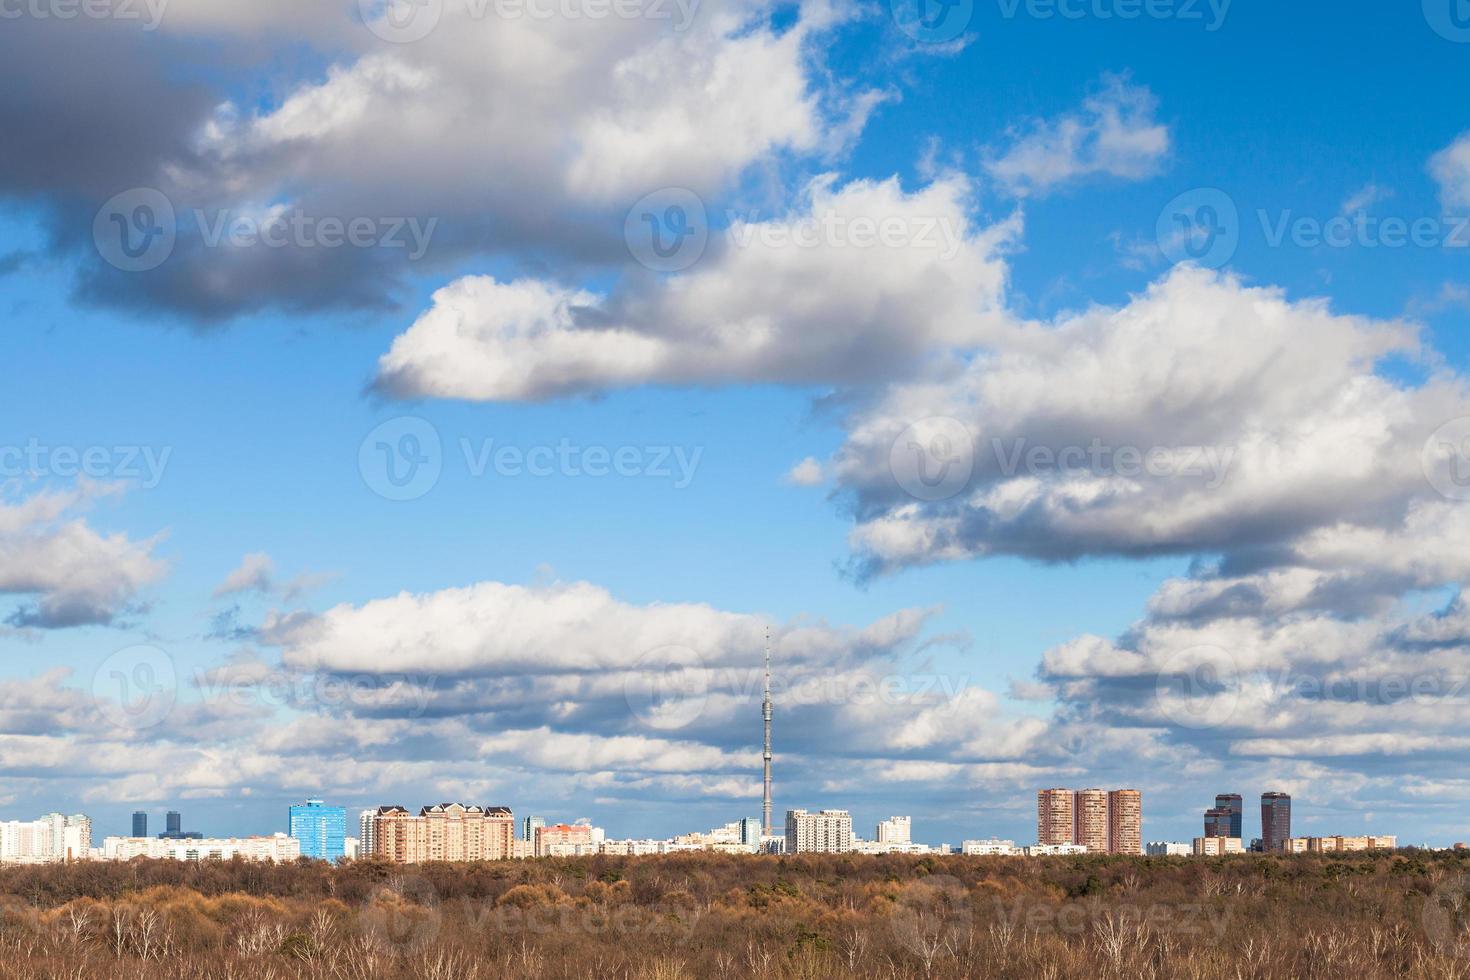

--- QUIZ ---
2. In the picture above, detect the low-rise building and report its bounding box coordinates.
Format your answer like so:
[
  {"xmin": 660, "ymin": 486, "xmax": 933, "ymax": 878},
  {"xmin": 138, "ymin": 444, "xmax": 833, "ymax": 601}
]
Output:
[
  {"xmin": 1146, "ymin": 841, "xmax": 1191, "ymax": 856},
  {"xmin": 1192, "ymin": 836, "xmax": 1245, "ymax": 856},
  {"xmin": 1024, "ymin": 843, "xmax": 1088, "ymax": 856},
  {"xmin": 850, "ymin": 839, "xmax": 936, "ymax": 855},
  {"xmin": 101, "ymin": 833, "xmax": 299, "ymax": 863},
  {"xmin": 535, "ymin": 822, "xmax": 601, "ymax": 857},
  {"xmin": 962, "ymin": 839, "xmax": 1021, "ymax": 856},
  {"xmin": 1286, "ymin": 835, "xmax": 1397, "ymax": 853},
  {"xmin": 599, "ymin": 839, "xmax": 662, "ymax": 856}
]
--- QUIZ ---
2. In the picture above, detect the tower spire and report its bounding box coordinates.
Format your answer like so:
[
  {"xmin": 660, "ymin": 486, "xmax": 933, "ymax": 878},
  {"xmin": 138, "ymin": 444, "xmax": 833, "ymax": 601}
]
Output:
[{"xmin": 762, "ymin": 625, "xmax": 773, "ymax": 840}]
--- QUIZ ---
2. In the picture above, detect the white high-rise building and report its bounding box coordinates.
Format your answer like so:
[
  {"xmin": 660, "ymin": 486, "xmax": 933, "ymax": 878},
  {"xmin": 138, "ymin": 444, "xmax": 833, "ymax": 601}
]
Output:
[
  {"xmin": 358, "ymin": 809, "xmax": 376, "ymax": 857},
  {"xmin": 875, "ymin": 816, "xmax": 911, "ymax": 845},
  {"xmin": 785, "ymin": 809, "xmax": 853, "ymax": 854},
  {"xmin": 0, "ymin": 813, "xmax": 91, "ymax": 864}
]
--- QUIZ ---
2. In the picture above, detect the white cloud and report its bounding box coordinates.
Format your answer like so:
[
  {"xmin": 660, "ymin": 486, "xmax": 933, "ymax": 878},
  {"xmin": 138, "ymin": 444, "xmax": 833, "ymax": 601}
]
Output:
[
  {"xmin": 0, "ymin": 580, "xmax": 1099, "ymax": 825},
  {"xmin": 8, "ymin": 1, "xmax": 875, "ymax": 318},
  {"xmin": 192, "ymin": 1, "xmax": 845, "ymax": 249},
  {"xmin": 785, "ymin": 457, "xmax": 826, "ymax": 486},
  {"xmin": 265, "ymin": 578, "xmax": 936, "ymax": 677},
  {"xmin": 985, "ymin": 75, "xmax": 1170, "ymax": 197},
  {"xmin": 478, "ymin": 727, "xmax": 737, "ymax": 773},
  {"xmin": 213, "ymin": 552, "xmax": 275, "ymax": 598},
  {"xmin": 0, "ymin": 484, "xmax": 167, "ymax": 628},
  {"xmin": 1341, "ymin": 182, "xmax": 1391, "ymax": 216},
  {"xmin": 832, "ymin": 265, "xmax": 1452, "ymax": 574},
  {"xmin": 1430, "ymin": 133, "xmax": 1470, "ymax": 209},
  {"xmin": 1031, "ymin": 523, "xmax": 1470, "ymax": 793},
  {"xmin": 375, "ymin": 175, "xmax": 1019, "ymax": 400},
  {"xmin": 212, "ymin": 552, "xmax": 332, "ymax": 602}
]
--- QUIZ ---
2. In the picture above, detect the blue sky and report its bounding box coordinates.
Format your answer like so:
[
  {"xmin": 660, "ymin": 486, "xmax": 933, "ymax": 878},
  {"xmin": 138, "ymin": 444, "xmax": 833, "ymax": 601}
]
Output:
[{"xmin": 3, "ymin": 0, "xmax": 1470, "ymax": 849}]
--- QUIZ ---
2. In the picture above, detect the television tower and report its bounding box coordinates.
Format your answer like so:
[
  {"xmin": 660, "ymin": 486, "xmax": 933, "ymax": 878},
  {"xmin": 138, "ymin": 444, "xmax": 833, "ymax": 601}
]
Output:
[{"xmin": 762, "ymin": 625, "xmax": 773, "ymax": 839}]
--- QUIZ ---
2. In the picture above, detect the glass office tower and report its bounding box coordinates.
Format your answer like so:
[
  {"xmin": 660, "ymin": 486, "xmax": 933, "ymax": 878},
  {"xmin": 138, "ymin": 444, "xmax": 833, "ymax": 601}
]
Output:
[
  {"xmin": 1261, "ymin": 792, "xmax": 1292, "ymax": 852},
  {"xmin": 1214, "ymin": 793, "xmax": 1243, "ymax": 838},
  {"xmin": 289, "ymin": 798, "xmax": 347, "ymax": 861}
]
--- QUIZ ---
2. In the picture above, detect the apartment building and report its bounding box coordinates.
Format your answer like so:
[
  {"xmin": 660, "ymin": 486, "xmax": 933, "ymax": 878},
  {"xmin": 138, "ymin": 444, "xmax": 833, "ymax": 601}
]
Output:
[
  {"xmin": 1073, "ymin": 789, "xmax": 1109, "ymax": 853},
  {"xmin": 0, "ymin": 813, "xmax": 91, "ymax": 864},
  {"xmin": 875, "ymin": 816, "xmax": 912, "ymax": 844},
  {"xmin": 784, "ymin": 809, "xmax": 854, "ymax": 854},
  {"xmin": 1107, "ymin": 790, "xmax": 1143, "ymax": 856},
  {"xmin": 535, "ymin": 822, "xmax": 599, "ymax": 857},
  {"xmin": 1037, "ymin": 789, "xmax": 1074, "ymax": 846},
  {"xmin": 101, "ymin": 833, "xmax": 299, "ymax": 862},
  {"xmin": 1286, "ymin": 835, "xmax": 1397, "ymax": 853},
  {"xmin": 369, "ymin": 803, "xmax": 514, "ymax": 863},
  {"xmin": 1036, "ymin": 788, "xmax": 1142, "ymax": 855},
  {"xmin": 358, "ymin": 809, "xmax": 376, "ymax": 857}
]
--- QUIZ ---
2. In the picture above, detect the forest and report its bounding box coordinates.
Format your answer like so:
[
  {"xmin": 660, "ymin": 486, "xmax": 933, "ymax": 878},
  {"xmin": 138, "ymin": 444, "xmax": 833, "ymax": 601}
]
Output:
[{"xmin": 1, "ymin": 850, "xmax": 1469, "ymax": 978}]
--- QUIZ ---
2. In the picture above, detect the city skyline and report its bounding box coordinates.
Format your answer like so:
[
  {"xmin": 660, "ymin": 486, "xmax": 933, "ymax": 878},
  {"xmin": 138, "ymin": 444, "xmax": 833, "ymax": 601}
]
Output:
[
  {"xmin": 0, "ymin": 778, "xmax": 1410, "ymax": 850},
  {"xmin": 3, "ymin": 780, "xmax": 1429, "ymax": 865},
  {"xmin": 0, "ymin": 789, "xmax": 1415, "ymax": 867}
]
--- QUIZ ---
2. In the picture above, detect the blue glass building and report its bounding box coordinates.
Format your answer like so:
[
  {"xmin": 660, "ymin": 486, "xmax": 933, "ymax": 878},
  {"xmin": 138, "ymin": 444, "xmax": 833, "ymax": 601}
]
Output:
[
  {"xmin": 289, "ymin": 798, "xmax": 347, "ymax": 861},
  {"xmin": 1215, "ymin": 794, "xmax": 1244, "ymax": 839},
  {"xmin": 522, "ymin": 815, "xmax": 545, "ymax": 842}
]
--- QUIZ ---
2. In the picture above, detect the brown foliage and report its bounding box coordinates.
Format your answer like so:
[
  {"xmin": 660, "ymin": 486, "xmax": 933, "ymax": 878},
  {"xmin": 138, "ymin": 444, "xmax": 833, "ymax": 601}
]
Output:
[{"xmin": 0, "ymin": 850, "xmax": 1467, "ymax": 978}]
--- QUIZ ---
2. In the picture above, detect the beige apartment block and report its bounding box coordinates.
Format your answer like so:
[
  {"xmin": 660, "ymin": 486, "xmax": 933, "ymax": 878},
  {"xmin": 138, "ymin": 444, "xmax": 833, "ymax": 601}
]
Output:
[{"xmin": 369, "ymin": 803, "xmax": 514, "ymax": 863}]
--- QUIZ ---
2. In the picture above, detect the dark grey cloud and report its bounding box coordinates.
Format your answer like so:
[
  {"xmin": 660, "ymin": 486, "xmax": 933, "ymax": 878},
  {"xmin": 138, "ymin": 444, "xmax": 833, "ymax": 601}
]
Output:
[{"xmin": 1, "ymin": 2, "xmax": 854, "ymax": 323}]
